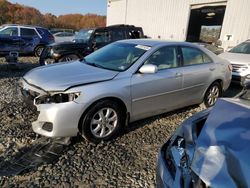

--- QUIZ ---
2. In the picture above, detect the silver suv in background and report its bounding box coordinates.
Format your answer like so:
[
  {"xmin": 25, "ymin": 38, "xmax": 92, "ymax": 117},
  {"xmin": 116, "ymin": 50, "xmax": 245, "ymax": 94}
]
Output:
[
  {"xmin": 21, "ymin": 40, "xmax": 232, "ymax": 143},
  {"xmin": 219, "ymin": 40, "xmax": 250, "ymax": 84}
]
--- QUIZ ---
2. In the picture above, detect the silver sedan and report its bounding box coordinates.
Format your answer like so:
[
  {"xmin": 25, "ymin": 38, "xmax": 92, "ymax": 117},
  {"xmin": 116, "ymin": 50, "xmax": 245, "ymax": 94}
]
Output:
[{"xmin": 21, "ymin": 40, "xmax": 232, "ymax": 143}]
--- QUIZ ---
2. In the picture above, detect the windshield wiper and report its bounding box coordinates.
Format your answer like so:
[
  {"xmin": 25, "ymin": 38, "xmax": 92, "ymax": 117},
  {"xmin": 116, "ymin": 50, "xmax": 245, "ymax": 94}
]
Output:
[{"xmin": 86, "ymin": 62, "xmax": 106, "ymax": 69}]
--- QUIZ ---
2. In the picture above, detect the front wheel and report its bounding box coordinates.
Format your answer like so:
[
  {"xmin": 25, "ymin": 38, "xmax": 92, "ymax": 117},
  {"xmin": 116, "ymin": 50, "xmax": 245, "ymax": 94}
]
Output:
[
  {"xmin": 203, "ymin": 82, "xmax": 222, "ymax": 108},
  {"xmin": 34, "ymin": 45, "xmax": 45, "ymax": 57},
  {"xmin": 39, "ymin": 46, "xmax": 54, "ymax": 66},
  {"xmin": 79, "ymin": 100, "xmax": 125, "ymax": 143}
]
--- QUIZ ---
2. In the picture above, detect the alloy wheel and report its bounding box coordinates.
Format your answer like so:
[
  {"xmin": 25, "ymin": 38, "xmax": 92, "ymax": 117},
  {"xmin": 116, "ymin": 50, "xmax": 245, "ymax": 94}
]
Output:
[
  {"xmin": 207, "ymin": 85, "xmax": 220, "ymax": 106},
  {"xmin": 90, "ymin": 108, "xmax": 118, "ymax": 138},
  {"xmin": 35, "ymin": 46, "xmax": 44, "ymax": 57}
]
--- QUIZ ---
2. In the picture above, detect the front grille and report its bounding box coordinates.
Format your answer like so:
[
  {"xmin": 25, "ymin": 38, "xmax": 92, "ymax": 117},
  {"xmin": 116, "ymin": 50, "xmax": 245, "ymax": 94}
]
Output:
[{"xmin": 231, "ymin": 64, "xmax": 248, "ymax": 73}]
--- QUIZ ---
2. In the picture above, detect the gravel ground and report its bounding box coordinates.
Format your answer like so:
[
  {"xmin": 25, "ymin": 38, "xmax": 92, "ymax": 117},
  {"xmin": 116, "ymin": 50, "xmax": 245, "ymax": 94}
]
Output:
[{"xmin": 0, "ymin": 57, "xmax": 242, "ymax": 187}]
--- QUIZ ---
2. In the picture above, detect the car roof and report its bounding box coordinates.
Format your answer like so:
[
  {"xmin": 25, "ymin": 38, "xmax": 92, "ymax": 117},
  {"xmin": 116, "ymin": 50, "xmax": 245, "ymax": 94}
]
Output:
[
  {"xmin": 79, "ymin": 25, "xmax": 142, "ymax": 31},
  {"xmin": 117, "ymin": 39, "xmax": 199, "ymax": 48},
  {"xmin": 1, "ymin": 24, "xmax": 46, "ymax": 29}
]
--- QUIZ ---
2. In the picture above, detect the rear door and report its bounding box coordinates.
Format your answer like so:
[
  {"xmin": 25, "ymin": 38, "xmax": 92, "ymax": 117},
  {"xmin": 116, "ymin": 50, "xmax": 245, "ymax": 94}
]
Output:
[
  {"xmin": 0, "ymin": 27, "xmax": 20, "ymax": 54},
  {"xmin": 131, "ymin": 45, "xmax": 183, "ymax": 120},
  {"xmin": 20, "ymin": 27, "xmax": 40, "ymax": 54},
  {"xmin": 178, "ymin": 45, "xmax": 215, "ymax": 104}
]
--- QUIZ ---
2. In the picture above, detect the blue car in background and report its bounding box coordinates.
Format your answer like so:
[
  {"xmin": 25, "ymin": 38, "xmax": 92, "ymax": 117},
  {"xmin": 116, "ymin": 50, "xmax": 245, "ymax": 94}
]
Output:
[{"xmin": 0, "ymin": 24, "xmax": 54, "ymax": 57}]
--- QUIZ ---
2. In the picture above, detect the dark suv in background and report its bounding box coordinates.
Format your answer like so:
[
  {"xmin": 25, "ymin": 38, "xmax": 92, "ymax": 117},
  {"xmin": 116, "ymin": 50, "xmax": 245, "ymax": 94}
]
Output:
[
  {"xmin": 0, "ymin": 24, "xmax": 54, "ymax": 57},
  {"xmin": 40, "ymin": 24, "xmax": 144, "ymax": 65}
]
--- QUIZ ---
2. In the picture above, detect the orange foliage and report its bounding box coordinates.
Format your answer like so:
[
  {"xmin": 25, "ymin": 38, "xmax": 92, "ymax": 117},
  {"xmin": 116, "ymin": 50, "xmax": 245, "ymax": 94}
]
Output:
[{"xmin": 0, "ymin": 0, "xmax": 106, "ymax": 30}]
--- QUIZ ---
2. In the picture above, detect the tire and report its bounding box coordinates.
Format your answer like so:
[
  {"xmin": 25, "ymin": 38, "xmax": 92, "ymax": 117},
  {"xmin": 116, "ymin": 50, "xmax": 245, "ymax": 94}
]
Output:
[
  {"xmin": 39, "ymin": 46, "xmax": 52, "ymax": 66},
  {"xmin": 202, "ymin": 82, "xmax": 222, "ymax": 108},
  {"xmin": 34, "ymin": 45, "xmax": 45, "ymax": 57},
  {"xmin": 59, "ymin": 54, "xmax": 79, "ymax": 62},
  {"xmin": 79, "ymin": 100, "xmax": 125, "ymax": 143}
]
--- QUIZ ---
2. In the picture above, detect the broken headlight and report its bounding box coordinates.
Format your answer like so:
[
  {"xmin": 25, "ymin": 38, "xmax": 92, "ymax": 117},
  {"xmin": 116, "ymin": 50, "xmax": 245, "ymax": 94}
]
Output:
[
  {"xmin": 34, "ymin": 92, "xmax": 80, "ymax": 105},
  {"xmin": 165, "ymin": 136, "xmax": 187, "ymax": 177}
]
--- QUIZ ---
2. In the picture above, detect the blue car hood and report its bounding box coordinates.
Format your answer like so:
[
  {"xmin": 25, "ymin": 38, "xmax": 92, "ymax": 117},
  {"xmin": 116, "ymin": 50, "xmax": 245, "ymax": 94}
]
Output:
[
  {"xmin": 23, "ymin": 61, "xmax": 119, "ymax": 91},
  {"xmin": 191, "ymin": 98, "xmax": 250, "ymax": 188}
]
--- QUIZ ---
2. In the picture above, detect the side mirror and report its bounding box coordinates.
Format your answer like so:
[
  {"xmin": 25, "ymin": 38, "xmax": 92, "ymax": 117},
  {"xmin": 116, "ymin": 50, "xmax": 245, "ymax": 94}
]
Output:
[
  {"xmin": 243, "ymin": 75, "xmax": 250, "ymax": 89},
  {"xmin": 139, "ymin": 64, "xmax": 158, "ymax": 74}
]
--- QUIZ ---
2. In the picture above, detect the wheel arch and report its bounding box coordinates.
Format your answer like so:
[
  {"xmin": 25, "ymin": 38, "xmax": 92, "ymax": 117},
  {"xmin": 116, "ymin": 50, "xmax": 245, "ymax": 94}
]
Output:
[
  {"xmin": 78, "ymin": 96, "xmax": 129, "ymax": 131},
  {"xmin": 203, "ymin": 79, "xmax": 223, "ymax": 98}
]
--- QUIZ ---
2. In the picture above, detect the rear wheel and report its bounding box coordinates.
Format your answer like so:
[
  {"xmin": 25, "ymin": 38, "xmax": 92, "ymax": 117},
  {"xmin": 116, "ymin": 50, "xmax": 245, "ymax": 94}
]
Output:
[
  {"xmin": 59, "ymin": 54, "xmax": 79, "ymax": 62},
  {"xmin": 34, "ymin": 45, "xmax": 45, "ymax": 57},
  {"xmin": 79, "ymin": 100, "xmax": 125, "ymax": 143},
  {"xmin": 202, "ymin": 82, "xmax": 222, "ymax": 108}
]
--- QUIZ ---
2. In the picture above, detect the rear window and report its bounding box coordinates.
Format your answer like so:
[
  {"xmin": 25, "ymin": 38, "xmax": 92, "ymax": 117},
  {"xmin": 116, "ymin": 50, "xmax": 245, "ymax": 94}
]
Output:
[
  {"xmin": 21, "ymin": 28, "xmax": 38, "ymax": 37},
  {"xmin": 37, "ymin": 28, "xmax": 44, "ymax": 35},
  {"xmin": 37, "ymin": 28, "xmax": 52, "ymax": 36}
]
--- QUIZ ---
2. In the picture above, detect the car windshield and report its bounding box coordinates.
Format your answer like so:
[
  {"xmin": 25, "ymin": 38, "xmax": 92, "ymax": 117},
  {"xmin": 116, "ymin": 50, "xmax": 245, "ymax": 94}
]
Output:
[
  {"xmin": 84, "ymin": 42, "xmax": 149, "ymax": 71},
  {"xmin": 229, "ymin": 42, "xmax": 250, "ymax": 54},
  {"xmin": 74, "ymin": 29, "xmax": 93, "ymax": 41}
]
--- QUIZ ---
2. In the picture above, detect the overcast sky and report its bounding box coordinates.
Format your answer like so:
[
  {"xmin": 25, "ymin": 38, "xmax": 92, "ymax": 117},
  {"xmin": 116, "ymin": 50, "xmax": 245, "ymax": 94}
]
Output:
[{"xmin": 8, "ymin": 0, "xmax": 107, "ymax": 16}]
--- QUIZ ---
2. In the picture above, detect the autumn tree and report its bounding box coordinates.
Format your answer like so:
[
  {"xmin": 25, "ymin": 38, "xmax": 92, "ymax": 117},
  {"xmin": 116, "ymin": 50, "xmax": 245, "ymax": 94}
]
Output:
[
  {"xmin": 0, "ymin": 0, "xmax": 10, "ymax": 24},
  {"xmin": 0, "ymin": 0, "xmax": 106, "ymax": 30}
]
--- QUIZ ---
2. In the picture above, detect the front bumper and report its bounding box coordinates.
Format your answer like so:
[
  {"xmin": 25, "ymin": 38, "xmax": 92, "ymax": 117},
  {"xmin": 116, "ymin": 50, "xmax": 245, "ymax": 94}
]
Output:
[
  {"xmin": 156, "ymin": 141, "xmax": 174, "ymax": 188},
  {"xmin": 21, "ymin": 79, "xmax": 84, "ymax": 137},
  {"xmin": 32, "ymin": 101, "xmax": 83, "ymax": 137}
]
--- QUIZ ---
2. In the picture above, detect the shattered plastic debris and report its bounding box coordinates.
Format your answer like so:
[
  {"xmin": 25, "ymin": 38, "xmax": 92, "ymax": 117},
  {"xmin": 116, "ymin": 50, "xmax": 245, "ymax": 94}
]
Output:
[{"xmin": 0, "ymin": 137, "xmax": 71, "ymax": 177}]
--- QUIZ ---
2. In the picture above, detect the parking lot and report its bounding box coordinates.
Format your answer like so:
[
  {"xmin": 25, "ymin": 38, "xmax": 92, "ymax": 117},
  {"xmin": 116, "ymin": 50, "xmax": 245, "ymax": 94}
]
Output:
[{"xmin": 0, "ymin": 58, "xmax": 242, "ymax": 187}]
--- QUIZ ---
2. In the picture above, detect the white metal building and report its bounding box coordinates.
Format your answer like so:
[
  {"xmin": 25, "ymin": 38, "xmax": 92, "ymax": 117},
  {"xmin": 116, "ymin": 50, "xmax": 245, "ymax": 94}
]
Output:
[{"xmin": 107, "ymin": 0, "xmax": 250, "ymax": 49}]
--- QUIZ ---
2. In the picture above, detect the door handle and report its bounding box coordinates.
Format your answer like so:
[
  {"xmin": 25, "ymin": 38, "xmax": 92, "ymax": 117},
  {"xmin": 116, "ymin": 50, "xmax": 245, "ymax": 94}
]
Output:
[
  {"xmin": 175, "ymin": 72, "xmax": 183, "ymax": 78},
  {"xmin": 209, "ymin": 67, "xmax": 215, "ymax": 71}
]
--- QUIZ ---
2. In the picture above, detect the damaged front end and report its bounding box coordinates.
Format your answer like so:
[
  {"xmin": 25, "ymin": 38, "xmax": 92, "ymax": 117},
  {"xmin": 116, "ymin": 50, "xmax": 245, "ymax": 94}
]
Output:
[
  {"xmin": 157, "ymin": 95, "xmax": 250, "ymax": 188},
  {"xmin": 156, "ymin": 109, "xmax": 211, "ymax": 188},
  {"xmin": 21, "ymin": 78, "xmax": 82, "ymax": 138}
]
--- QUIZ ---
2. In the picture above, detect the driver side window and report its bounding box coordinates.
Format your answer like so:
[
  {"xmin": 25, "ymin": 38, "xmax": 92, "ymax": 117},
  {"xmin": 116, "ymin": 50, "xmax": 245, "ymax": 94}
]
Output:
[
  {"xmin": 145, "ymin": 46, "xmax": 178, "ymax": 70},
  {"xmin": 0, "ymin": 27, "xmax": 18, "ymax": 36}
]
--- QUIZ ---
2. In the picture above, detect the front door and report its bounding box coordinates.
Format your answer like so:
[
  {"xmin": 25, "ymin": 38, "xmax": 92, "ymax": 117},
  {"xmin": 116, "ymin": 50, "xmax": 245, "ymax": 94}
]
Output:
[
  {"xmin": 131, "ymin": 46, "xmax": 183, "ymax": 121},
  {"xmin": 0, "ymin": 27, "xmax": 20, "ymax": 54}
]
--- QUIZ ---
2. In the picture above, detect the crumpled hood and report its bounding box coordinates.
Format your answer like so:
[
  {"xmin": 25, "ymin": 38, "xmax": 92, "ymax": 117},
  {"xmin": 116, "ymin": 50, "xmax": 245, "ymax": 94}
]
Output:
[
  {"xmin": 191, "ymin": 98, "xmax": 250, "ymax": 187},
  {"xmin": 219, "ymin": 52, "xmax": 250, "ymax": 64},
  {"xmin": 23, "ymin": 61, "xmax": 119, "ymax": 91}
]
